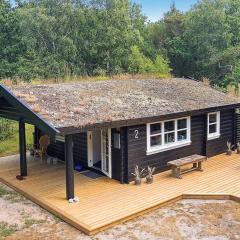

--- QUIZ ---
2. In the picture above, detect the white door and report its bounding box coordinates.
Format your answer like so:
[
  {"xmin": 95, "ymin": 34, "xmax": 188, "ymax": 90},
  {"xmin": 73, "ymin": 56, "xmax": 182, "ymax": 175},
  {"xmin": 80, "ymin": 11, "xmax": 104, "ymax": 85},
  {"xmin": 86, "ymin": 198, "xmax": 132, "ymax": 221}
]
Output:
[{"xmin": 101, "ymin": 129, "xmax": 112, "ymax": 178}]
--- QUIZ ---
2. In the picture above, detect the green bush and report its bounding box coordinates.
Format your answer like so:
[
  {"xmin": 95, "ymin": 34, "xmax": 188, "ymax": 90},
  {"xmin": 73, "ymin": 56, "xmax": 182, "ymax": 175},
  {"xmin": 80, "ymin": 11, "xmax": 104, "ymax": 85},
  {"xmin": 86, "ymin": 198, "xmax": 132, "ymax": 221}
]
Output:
[
  {"xmin": 0, "ymin": 121, "xmax": 34, "ymax": 157},
  {"xmin": 128, "ymin": 46, "xmax": 171, "ymax": 77},
  {"xmin": 153, "ymin": 55, "xmax": 172, "ymax": 77},
  {"xmin": 224, "ymin": 62, "xmax": 240, "ymax": 89},
  {"xmin": 0, "ymin": 119, "xmax": 14, "ymax": 141},
  {"xmin": 128, "ymin": 46, "xmax": 153, "ymax": 74}
]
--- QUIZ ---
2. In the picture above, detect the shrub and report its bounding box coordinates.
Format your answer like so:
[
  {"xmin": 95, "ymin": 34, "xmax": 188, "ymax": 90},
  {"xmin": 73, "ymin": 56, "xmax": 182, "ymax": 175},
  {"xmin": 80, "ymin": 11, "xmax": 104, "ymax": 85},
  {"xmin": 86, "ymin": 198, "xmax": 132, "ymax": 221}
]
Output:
[
  {"xmin": 153, "ymin": 55, "xmax": 172, "ymax": 77},
  {"xmin": 0, "ymin": 119, "xmax": 14, "ymax": 141},
  {"xmin": 128, "ymin": 46, "xmax": 172, "ymax": 77},
  {"xmin": 92, "ymin": 67, "xmax": 107, "ymax": 77},
  {"xmin": 224, "ymin": 61, "xmax": 240, "ymax": 91},
  {"xmin": 128, "ymin": 46, "xmax": 154, "ymax": 74}
]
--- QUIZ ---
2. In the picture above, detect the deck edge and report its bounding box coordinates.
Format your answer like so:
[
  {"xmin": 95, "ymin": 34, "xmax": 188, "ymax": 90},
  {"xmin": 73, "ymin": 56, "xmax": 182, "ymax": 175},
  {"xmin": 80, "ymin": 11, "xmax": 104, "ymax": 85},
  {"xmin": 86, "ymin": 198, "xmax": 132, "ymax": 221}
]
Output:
[{"xmin": 0, "ymin": 178, "xmax": 239, "ymax": 236}]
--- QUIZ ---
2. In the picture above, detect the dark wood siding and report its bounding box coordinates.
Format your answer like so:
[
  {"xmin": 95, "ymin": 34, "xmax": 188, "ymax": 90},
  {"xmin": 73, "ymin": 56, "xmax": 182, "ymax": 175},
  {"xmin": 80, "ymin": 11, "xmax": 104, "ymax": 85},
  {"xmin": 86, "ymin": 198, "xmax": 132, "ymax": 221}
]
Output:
[
  {"xmin": 47, "ymin": 140, "xmax": 65, "ymax": 160},
  {"xmin": 73, "ymin": 133, "xmax": 88, "ymax": 166},
  {"xmin": 47, "ymin": 133, "xmax": 88, "ymax": 167},
  {"xmin": 111, "ymin": 127, "xmax": 128, "ymax": 183},
  {"xmin": 126, "ymin": 109, "xmax": 235, "ymax": 182},
  {"xmin": 206, "ymin": 109, "xmax": 235, "ymax": 157},
  {"xmin": 236, "ymin": 111, "xmax": 240, "ymax": 144},
  {"xmin": 127, "ymin": 115, "xmax": 205, "ymax": 182},
  {"xmin": 39, "ymin": 108, "xmax": 236, "ymax": 183}
]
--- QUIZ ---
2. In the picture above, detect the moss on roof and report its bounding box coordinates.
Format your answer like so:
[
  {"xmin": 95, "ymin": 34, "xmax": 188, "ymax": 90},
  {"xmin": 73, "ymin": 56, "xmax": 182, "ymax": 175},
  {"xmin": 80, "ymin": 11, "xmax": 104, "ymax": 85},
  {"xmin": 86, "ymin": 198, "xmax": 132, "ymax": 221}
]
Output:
[{"xmin": 9, "ymin": 78, "xmax": 240, "ymax": 129}]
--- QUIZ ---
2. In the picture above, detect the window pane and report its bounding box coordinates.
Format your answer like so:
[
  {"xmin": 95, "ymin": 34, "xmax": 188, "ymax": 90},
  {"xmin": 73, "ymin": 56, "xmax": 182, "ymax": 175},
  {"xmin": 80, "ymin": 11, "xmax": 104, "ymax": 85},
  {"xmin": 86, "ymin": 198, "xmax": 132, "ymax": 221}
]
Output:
[
  {"xmin": 209, "ymin": 124, "xmax": 217, "ymax": 134},
  {"xmin": 209, "ymin": 114, "xmax": 217, "ymax": 123},
  {"xmin": 150, "ymin": 123, "xmax": 161, "ymax": 135},
  {"xmin": 177, "ymin": 130, "xmax": 187, "ymax": 141},
  {"xmin": 164, "ymin": 121, "xmax": 174, "ymax": 132},
  {"xmin": 150, "ymin": 135, "xmax": 162, "ymax": 147},
  {"xmin": 164, "ymin": 132, "xmax": 175, "ymax": 144},
  {"xmin": 178, "ymin": 119, "xmax": 187, "ymax": 129}
]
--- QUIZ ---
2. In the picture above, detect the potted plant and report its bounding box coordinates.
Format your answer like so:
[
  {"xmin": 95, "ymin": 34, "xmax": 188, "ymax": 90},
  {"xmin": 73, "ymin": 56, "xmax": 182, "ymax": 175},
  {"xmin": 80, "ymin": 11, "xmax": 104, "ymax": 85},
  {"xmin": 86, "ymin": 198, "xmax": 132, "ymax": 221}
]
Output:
[
  {"xmin": 131, "ymin": 165, "xmax": 144, "ymax": 186},
  {"xmin": 237, "ymin": 142, "xmax": 240, "ymax": 154},
  {"xmin": 226, "ymin": 141, "xmax": 233, "ymax": 155},
  {"xmin": 146, "ymin": 166, "xmax": 156, "ymax": 184}
]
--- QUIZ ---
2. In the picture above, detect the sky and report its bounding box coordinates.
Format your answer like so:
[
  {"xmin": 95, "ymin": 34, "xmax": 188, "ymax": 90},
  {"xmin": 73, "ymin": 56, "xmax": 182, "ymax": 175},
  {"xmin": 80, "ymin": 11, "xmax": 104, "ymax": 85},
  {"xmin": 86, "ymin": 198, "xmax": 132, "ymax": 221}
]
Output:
[{"xmin": 133, "ymin": 0, "xmax": 198, "ymax": 22}]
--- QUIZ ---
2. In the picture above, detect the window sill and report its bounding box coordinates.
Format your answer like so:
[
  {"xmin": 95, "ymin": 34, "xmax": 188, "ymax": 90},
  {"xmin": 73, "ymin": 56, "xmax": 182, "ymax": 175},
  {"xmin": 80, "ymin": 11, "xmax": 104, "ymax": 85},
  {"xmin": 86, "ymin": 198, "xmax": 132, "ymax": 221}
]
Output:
[
  {"xmin": 146, "ymin": 141, "xmax": 192, "ymax": 155},
  {"xmin": 207, "ymin": 134, "xmax": 220, "ymax": 140}
]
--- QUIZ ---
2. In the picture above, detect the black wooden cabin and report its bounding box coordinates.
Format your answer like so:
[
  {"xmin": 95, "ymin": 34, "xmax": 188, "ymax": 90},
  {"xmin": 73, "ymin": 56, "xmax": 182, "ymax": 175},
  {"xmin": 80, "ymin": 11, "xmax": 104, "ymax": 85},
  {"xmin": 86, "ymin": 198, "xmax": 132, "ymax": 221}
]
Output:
[
  {"xmin": 1, "ymin": 78, "xmax": 239, "ymax": 200},
  {"xmin": 45, "ymin": 108, "xmax": 236, "ymax": 183}
]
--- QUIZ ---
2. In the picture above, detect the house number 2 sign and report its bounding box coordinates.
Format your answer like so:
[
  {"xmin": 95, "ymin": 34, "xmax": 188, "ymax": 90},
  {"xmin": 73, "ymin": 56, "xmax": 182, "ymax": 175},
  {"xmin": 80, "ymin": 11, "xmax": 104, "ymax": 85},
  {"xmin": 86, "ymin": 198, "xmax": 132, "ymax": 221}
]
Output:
[{"xmin": 134, "ymin": 130, "xmax": 139, "ymax": 139}]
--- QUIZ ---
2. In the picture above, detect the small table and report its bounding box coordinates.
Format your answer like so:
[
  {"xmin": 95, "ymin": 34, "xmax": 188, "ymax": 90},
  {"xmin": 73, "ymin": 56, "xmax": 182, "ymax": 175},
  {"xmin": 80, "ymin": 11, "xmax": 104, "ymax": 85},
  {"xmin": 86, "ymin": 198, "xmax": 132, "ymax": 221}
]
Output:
[{"xmin": 167, "ymin": 155, "xmax": 206, "ymax": 179}]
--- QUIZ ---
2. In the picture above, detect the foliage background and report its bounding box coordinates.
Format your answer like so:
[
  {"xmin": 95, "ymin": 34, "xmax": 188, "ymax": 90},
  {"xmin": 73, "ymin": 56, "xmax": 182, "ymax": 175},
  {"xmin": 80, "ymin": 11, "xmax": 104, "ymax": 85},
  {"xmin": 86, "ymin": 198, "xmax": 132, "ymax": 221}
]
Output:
[
  {"xmin": 1, "ymin": 0, "xmax": 240, "ymax": 155},
  {"xmin": 0, "ymin": 119, "xmax": 33, "ymax": 157},
  {"xmin": 0, "ymin": 0, "xmax": 171, "ymax": 80},
  {"xmin": 0, "ymin": 0, "xmax": 239, "ymax": 87}
]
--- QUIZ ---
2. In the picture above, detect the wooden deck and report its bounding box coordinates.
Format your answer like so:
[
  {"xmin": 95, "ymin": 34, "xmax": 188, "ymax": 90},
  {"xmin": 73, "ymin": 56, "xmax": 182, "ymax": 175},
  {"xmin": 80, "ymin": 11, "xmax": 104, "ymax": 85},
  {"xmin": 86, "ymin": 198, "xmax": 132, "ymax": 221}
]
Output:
[{"xmin": 0, "ymin": 154, "xmax": 240, "ymax": 235}]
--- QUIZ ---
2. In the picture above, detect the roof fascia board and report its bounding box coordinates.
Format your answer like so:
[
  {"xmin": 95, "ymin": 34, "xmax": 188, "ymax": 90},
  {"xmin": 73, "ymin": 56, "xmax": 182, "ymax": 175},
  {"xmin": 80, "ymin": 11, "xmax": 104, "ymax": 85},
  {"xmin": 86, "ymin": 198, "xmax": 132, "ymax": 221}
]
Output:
[{"xmin": 0, "ymin": 113, "xmax": 25, "ymax": 122}]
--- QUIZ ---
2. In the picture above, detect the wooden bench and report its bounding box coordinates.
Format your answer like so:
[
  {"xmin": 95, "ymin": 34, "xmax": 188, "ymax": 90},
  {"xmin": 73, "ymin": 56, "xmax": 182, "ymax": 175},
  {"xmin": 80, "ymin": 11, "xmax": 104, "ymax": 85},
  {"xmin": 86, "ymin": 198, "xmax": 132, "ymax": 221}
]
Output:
[{"xmin": 167, "ymin": 155, "xmax": 206, "ymax": 179}]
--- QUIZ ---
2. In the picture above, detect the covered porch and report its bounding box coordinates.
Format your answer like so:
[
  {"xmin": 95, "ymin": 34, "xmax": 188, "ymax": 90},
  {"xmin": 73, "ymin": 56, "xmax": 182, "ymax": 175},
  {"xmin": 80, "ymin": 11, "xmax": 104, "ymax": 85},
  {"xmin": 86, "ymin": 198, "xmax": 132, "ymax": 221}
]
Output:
[
  {"xmin": 0, "ymin": 153, "xmax": 239, "ymax": 235},
  {"xmin": 0, "ymin": 84, "xmax": 76, "ymax": 200}
]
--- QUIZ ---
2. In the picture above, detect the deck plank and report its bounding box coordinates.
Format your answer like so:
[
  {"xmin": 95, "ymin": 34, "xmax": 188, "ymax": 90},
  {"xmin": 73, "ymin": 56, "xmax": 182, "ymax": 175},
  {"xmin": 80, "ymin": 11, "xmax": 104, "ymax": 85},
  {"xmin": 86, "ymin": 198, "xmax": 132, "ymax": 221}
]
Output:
[{"xmin": 0, "ymin": 153, "xmax": 240, "ymax": 235}]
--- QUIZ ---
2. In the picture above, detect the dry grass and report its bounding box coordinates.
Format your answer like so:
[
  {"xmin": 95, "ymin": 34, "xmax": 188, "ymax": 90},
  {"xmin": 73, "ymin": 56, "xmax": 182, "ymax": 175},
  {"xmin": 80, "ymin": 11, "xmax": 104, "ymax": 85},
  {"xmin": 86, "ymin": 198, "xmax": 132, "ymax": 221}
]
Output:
[
  {"xmin": 227, "ymin": 84, "xmax": 240, "ymax": 97},
  {"xmin": 14, "ymin": 93, "xmax": 29, "ymax": 98},
  {"xmin": 24, "ymin": 96, "xmax": 37, "ymax": 104},
  {"xmin": 0, "ymin": 74, "xmax": 168, "ymax": 86},
  {"xmin": 6, "ymin": 78, "xmax": 239, "ymax": 129},
  {"xmin": 31, "ymin": 104, "xmax": 41, "ymax": 113},
  {"xmin": 1, "ymin": 75, "xmax": 239, "ymax": 99},
  {"xmin": 73, "ymin": 107, "xmax": 82, "ymax": 114},
  {"xmin": 0, "ymin": 79, "xmax": 13, "ymax": 87},
  {"xmin": 202, "ymin": 77, "xmax": 210, "ymax": 86},
  {"xmin": 12, "ymin": 92, "xmax": 37, "ymax": 104}
]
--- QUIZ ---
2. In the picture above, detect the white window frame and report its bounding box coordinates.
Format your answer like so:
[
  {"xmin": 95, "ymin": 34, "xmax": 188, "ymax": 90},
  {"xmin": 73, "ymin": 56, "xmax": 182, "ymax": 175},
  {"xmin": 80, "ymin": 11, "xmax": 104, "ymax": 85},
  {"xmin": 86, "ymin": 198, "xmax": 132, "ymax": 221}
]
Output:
[
  {"xmin": 207, "ymin": 112, "xmax": 220, "ymax": 140},
  {"xmin": 146, "ymin": 117, "xmax": 191, "ymax": 155},
  {"xmin": 55, "ymin": 135, "xmax": 65, "ymax": 142}
]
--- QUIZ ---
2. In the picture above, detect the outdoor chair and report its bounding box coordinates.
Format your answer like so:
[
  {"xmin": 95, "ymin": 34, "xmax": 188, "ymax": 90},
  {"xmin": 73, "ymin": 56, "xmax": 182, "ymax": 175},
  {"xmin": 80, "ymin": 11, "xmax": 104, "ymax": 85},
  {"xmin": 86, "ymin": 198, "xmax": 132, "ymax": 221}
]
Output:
[{"xmin": 33, "ymin": 135, "xmax": 50, "ymax": 162}]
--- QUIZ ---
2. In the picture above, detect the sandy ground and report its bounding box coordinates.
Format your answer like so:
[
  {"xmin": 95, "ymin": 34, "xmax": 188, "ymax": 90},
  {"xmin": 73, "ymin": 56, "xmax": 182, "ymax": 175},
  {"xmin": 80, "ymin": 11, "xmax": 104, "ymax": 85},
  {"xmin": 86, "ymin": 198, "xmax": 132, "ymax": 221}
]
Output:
[{"xmin": 0, "ymin": 183, "xmax": 239, "ymax": 240}]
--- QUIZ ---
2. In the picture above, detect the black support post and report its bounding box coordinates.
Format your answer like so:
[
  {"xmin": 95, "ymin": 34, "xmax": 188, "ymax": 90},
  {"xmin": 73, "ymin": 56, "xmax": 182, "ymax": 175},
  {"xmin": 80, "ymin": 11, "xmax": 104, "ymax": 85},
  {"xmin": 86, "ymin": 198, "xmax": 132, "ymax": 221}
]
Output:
[
  {"xmin": 19, "ymin": 119, "xmax": 27, "ymax": 176},
  {"xmin": 65, "ymin": 135, "xmax": 74, "ymax": 200},
  {"xmin": 34, "ymin": 126, "xmax": 40, "ymax": 148}
]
